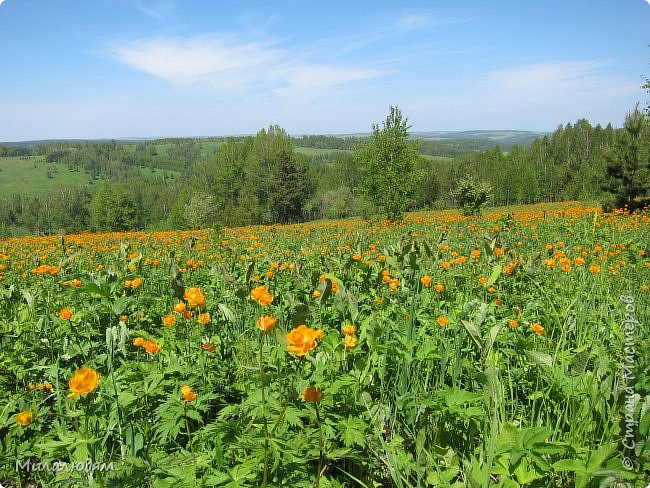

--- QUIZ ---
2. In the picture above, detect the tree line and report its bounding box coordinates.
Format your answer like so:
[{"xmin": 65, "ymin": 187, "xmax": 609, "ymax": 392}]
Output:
[{"xmin": 0, "ymin": 107, "xmax": 647, "ymax": 235}]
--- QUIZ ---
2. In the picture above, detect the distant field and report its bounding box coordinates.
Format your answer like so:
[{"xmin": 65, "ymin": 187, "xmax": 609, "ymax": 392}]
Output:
[
  {"xmin": 294, "ymin": 147, "xmax": 352, "ymax": 157},
  {"xmin": 0, "ymin": 156, "xmax": 179, "ymax": 196},
  {"xmin": 0, "ymin": 156, "xmax": 90, "ymax": 196},
  {"xmin": 421, "ymin": 154, "xmax": 453, "ymax": 161}
]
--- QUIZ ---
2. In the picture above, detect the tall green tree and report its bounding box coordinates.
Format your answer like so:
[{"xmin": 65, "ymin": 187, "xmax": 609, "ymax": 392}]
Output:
[
  {"xmin": 601, "ymin": 108, "xmax": 649, "ymax": 211},
  {"xmin": 91, "ymin": 184, "xmax": 137, "ymax": 232},
  {"xmin": 269, "ymin": 150, "xmax": 311, "ymax": 223},
  {"xmin": 354, "ymin": 106, "xmax": 421, "ymax": 220}
]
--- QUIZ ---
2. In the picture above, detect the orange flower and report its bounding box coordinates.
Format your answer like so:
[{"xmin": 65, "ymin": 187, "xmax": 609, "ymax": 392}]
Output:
[
  {"xmin": 184, "ymin": 287, "xmax": 206, "ymax": 308},
  {"xmin": 434, "ymin": 283, "xmax": 445, "ymax": 293},
  {"xmin": 530, "ymin": 322, "xmax": 544, "ymax": 336},
  {"xmin": 71, "ymin": 278, "xmax": 82, "ymax": 287},
  {"xmin": 173, "ymin": 302, "xmax": 186, "ymax": 313},
  {"xmin": 59, "ymin": 308, "xmax": 73, "ymax": 321},
  {"xmin": 143, "ymin": 339, "xmax": 162, "ymax": 355},
  {"xmin": 352, "ymin": 253, "xmax": 362, "ymax": 261},
  {"xmin": 344, "ymin": 334, "xmax": 357, "ymax": 350},
  {"xmin": 436, "ymin": 316, "xmax": 449, "ymax": 327},
  {"xmin": 342, "ymin": 324, "xmax": 356, "ymax": 335},
  {"xmin": 420, "ymin": 275, "xmax": 432, "ymax": 288},
  {"xmin": 182, "ymin": 310, "xmax": 193, "ymax": 320},
  {"xmin": 441, "ymin": 261, "xmax": 451, "ymax": 270},
  {"xmin": 331, "ymin": 280, "xmax": 339, "ymax": 293},
  {"xmin": 119, "ymin": 314, "xmax": 129, "ymax": 323},
  {"xmin": 312, "ymin": 290, "xmax": 321, "ymax": 298},
  {"xmin": 508, "ymin": 319, "xmax": 520, "ymax": 328},
  {"xmin": 256, "ymin": 315, "xmax": 277, "ymax": 332},
  {"xmin": 163, "ymin": 314, "xmax": 176, "ymax": 326},
  {"xmin": 48, "ymin": 266, "xmax": 60, "ymax": 275},
  {"xmin": 479, "ymin": 276, "xmax": 488, "ymax": 285},
  {"xmin": 251, "ymin": 285, "xmax": 274, "ymax": 306},
  {"xmin": 470, "ymin": 250, "xmax": 481, "ymax": 260},
  {"xmin": 133, "ymin": 337, "xmax": 145, "ymax": 347},
  {"xmin": 589, "ymin": 265, "xmax": 601, "ymax": 274},
  {"xmin": 286, "ymin": 324, "xmax": 324, "ymax": 356},
  {"xmin": 201, "ymin": 341, "xmax": 216, "ymax": 353},
  {"xmin": 180, "ymin": 385, "xmax": 197, "ymax": 402},
  {"xmin": 67, "ymin": 368, "xmax": 100, "ymax": 398},
  {"xmin": 197, "ymin": 312, "xmax": 211, "ymax": 325},
  {"xmin": 16, "ymin": 411, "xmax": 33, "ymax": 426},
  {"xmin": 300, "ymin": 386, "xmax": 323, "ymax": 402},
  {"xmin": 494, "ymin": 248, "xmax": 504, "ymax": 256}
]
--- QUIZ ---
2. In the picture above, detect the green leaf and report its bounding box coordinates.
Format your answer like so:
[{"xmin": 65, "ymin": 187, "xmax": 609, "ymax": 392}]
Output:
[{"xmin": 524, "ymin": 350, "xmax": 554, "ymax": 368}]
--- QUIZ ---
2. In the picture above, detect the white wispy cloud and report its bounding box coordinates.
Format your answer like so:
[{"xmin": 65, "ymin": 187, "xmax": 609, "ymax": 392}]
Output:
[
  {"xmin": 394, "ymin": 14, "xmax": 431, "ymax": 32},
  {"xmin": 111, "ymin": 34, "xmax": 386, "ymax": 97},
  {"xmin": 132, "ymin": 0, "xmax": 175, "ymax": 21},
  {"xmin": 0, "ymin": 0, "xmax": 6, "ymax": 6}
]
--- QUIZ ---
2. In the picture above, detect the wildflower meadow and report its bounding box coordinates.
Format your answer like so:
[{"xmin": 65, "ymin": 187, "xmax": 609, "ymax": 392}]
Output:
[{"xmin": 1, "ymin": 201, "xmax": 649, "ymax": 487}]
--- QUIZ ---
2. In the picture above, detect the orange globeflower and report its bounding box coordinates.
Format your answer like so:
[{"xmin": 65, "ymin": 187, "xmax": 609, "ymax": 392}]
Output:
[
  {"xmin": 201, "ymin": 341, "xmax": 216, "ymax": 353},
  {"xmin": 441, "ymin": 261, "xmax": 451, "ymax": 270},
  {"xmin": 119, "ymin": 314, "xmax": 129, "ymax": 323},
  {"xmin": 163, "ymin": 314, "xmax": 176, "ymax": 326},
  {"xmin": 182, "ymin": 310, "xmax": 193, "ymax": 320},
  {"xmin": 420, "ymin": 275, "xmax": 432, "ymax": 288},
  {"xmin": 256, "ymin": 315, "xmax": 277, "ymax": 332},
  {"xmin": 344, "ymin": 334, "xmax": 357, "ymax": 350},
  {"xmin": 436, "ymin": 316, "xmax": 449, "ymax": 327},
  {"xmin": 143, "ymin": 339, "xmax": 162, "ymax": 355},
  {"xmin": 173, "ymin": 302, "xmax": 186, "ymax": 313},
  {"xmin": 251, "ymin": 285, "xmax": 274, "ymax": 306},
  {"xmin": 286, "ymin": 324, "xmax": 324, "ymax": 356},
  {"xmin": 479, "ymin": 276, "xmax": 488, "ymax": 285},
  {"xmin": 352, "ymin": 253, "xmax": 362, "ymax": 261},
  {"xmin": 300, "ymin": 386, "xmax": 324, "ymax": 402},
  {"xmin": 71, "ymin": 278, "xmax": 82, "ymax": 287},
  {"xmin": 312, "ymin": 290, "xmax": 321, "ymax": 298},
  {"xmin": 16, "ymin": 411, "xmax": 33, "ymax": 426},
  {"xmin": 530, "ymin": 323, "xmax": 545, "ymax": 336},
  {"xmin": 197, "ymin": 313, "xmax": 211, "ymax": 325},
  {"xmin": 509, "ymin": 319, "xmax": 520, "ymax": 328},
  {"xmin": 184, "ymin": 287, "xmax": 206, "ymax": 308},
  {"xmin": 342, "ymin": 324, "xmax": 356, "ymax": 335},
  {"xmin": 67, "ymin": 368, "xmax": 100, "ymax": 398},
  {"xmin": 589, "ymin": 265, "xmax": 601, "ymax": 274},
  {"xmin": 180, "ymin": 385, "xmax": 197, "ymax": 402},
  {"xmin": 59, "ymin": 308, "xmax": 73, "ymax": 321},
  {"xmin": 434, "ymin": 283, "xmax": 445, "ymax": 293},
  {"xmin": 48, "ymin": 266, "xmax": 60, "ymax": 275},
  {"xmin": 133, "ymin": 337, "xmax": 145, "ymax": 347}
]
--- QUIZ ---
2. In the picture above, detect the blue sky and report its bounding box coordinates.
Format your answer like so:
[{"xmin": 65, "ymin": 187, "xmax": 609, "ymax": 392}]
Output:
[{"xmin": 0, "ymin": 0, "xmax": 648, "ymax": 140}]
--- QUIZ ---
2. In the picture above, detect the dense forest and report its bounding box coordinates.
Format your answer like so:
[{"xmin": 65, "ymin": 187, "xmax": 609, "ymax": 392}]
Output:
[{"xmin": 0, "ymin": 115, "xmax": 644, "ymax": 235}]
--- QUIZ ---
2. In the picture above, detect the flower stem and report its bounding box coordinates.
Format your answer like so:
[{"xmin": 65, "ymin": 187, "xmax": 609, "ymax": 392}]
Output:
[
  {"xmin": 315, "ymin": 403, "xmax": 324, "ymax": 488},
  {"xmin": 260, "ymin": 335, "xmax": 270, "ymax": 487}
]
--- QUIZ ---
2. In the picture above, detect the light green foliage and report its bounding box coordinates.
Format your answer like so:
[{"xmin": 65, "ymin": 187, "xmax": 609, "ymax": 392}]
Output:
[
  {"xmin": 183, "ymin": 193, "xmax": 219, "ymax": 230},
  {"xmin": 452, "ymin": 174, "xmax": 492, "ymax": 216},
  {"xmin": 354, "ymin": 106, "xmax": 422, "ymax": 220},
  {"xmin": 90, "ymin": 184, "xmax": 137, "ymax": 231}
]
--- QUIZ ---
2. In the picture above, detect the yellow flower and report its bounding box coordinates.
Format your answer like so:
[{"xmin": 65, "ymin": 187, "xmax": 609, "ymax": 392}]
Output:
[
  {"xmin": 163, "ymin": 314, "xmax": 176, "ymax": 326},
  {"xmin": 16, "ymin": 411, "xmax": 33, "ymax": 426},
  {"xmin": 286, "ymin": 324, "xmax": 324, "ymax": 356},
  {"xmin": 530, "ymin": 322, "xmax": 544, "ymax": 336},
  {"xmin": 184, "ymin": 287, "xmax": 206, "ymax": 308},
  {"xmin": 67, "ymin": 368, "xmax": 100, "ymax": 398},
  {"xmin": 173, "ymin": 302, "xmax": 186, "ymax": 313},
  {"xmin": 256, "ymin": 315, "xmax": 277, "ymax": 332},
  {"xmin": 119, "ymin": 314, "xmax": 129, "ymax": 323},
  {"xmin": 180, "ymin": 385, "xmax": 197, "ymax": 402},
  {"xmin": 342, "ymin": 324, "xmax": 356, "ymax": 335},
  {"xmin": 436, "ymin": 316, "xmax": 449, "ymax": 327},
  {"xmin": 420, "ymin": 275, "xmax": 432, "ymax": 288},
  {"xmin": 251, "ymin": 285, "xmax": 274, "ymax": 306},
  {"xmin": 312, "ymin": 290, "xmax": 321, "ymax": 298},
  {"xmin": 300, "ymin": 386, "xmax": 323, "ymax": 402},
  {"xmin": 59, "ymin": 308, "xmax": 73, "ymax": 321},
  {"xmin": 143, "ymin": 339, "xmax": 162, "ymax": 355},
  {"xmin": 197, "ymin": 312, "xmax": 211, "ymax": 325},
  {"xmin": 131, "ymin": 277, "xmax": 142, "ymax": 288},
  {"xmin": 344, "ymin": 334, "xmax": 357, "ymax": 350}
]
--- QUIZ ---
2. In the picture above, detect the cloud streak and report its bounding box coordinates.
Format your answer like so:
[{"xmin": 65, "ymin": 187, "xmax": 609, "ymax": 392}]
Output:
[{"xmin": 111, "ymin": 34, "xmax": 386, "ymax": 97}]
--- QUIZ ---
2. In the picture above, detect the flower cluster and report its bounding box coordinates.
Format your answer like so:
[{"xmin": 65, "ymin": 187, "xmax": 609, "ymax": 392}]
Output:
[
  {"xmin": 251, "ymin": 285, "xmax": 274, "ymax": 306},
  {"xmin": 133, "ymin": 337, "xmax": 162, "ymax": 354},
  {"xmin": 342, "ymin": 324, "xmax": 357, "ymax": 350}
]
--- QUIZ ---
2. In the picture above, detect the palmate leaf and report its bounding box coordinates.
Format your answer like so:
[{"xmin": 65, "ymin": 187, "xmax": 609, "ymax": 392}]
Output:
[{"xmin": 337, "ymin": 416, "xmax": 367, "ymax": 448}]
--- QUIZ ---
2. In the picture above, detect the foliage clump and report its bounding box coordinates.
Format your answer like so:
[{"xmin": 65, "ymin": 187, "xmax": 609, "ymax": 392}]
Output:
[{"xmin": 452, "ymin": 174, "xmax": 492, "ymax": 216}]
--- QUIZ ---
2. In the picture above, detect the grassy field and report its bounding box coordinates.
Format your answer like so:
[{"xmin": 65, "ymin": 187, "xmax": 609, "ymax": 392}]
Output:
[
  {"xmin": 0, "ymin": 156, "xmax": 91, "ymax": 196},
  {"xmin": 294, "ymin": 147, "xmax": 352, "ymax": 157},
  {"xmin": 0, "ymin": 201, "xmax": 648, "ymax": 486},
  {"xmin": 0, "ymin": 156, "xmax": 179, "ymax": 196}
]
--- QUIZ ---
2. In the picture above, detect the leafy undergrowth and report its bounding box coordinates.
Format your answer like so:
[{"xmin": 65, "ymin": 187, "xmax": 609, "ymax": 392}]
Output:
[{"xmin": 1, "ymin": 201, "xmax": 648, "ymax": 487}]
